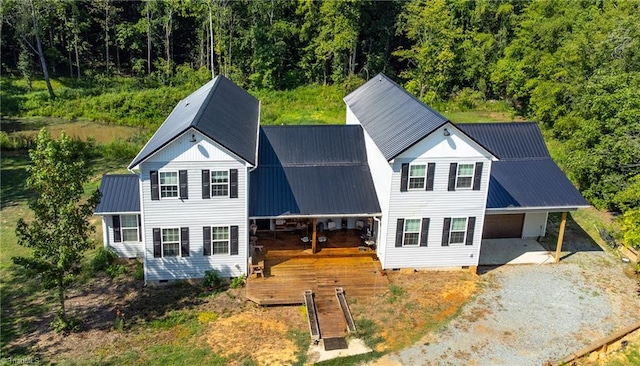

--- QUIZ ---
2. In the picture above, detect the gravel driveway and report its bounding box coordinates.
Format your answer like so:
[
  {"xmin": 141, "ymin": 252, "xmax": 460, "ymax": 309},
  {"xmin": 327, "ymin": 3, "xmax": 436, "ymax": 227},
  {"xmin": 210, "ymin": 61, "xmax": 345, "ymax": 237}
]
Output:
[{"xmin": 385, "ymin": 242, "xmax": 640, "ymax": 365}]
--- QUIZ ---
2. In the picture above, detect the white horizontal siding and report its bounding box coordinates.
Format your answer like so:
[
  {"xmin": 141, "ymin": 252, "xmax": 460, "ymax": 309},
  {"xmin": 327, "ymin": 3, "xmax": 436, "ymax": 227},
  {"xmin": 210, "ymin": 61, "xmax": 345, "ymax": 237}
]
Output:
[
  {"xmin": 347, "ymin": 106, "xmax": 393, "ymax": 267},
  {"xmin": 401, "ymin": 123, "xmax": 495, "ymax": 159},
  {"xmin": 382, "ymin": 126, "xmax": 493, "ymax": 269},
  {"xmin": 101, "ymin": 215, "xmax": 144, "ymax": 258},
  {"xmin": 522, "ymin": 212, "xmax": 548, "ymax": 239},
  {"xmin": 140, "ymin": 135, "xmax": 249, "ymax": 280},
  {"xmin": 146, "ymin": 128, "xmax": 243, "ymax": 163}
]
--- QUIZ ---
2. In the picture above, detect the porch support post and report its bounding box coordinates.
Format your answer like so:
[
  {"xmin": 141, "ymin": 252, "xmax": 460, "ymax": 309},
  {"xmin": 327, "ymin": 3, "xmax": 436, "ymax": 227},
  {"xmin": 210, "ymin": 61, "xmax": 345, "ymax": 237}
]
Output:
[
  {"xmin": 312, "ymin": 218, "xmax": 317, "ymax": 254},
  {"xmin": 555, "ymin": 212, "xmax": 567, "ymax": 263}
]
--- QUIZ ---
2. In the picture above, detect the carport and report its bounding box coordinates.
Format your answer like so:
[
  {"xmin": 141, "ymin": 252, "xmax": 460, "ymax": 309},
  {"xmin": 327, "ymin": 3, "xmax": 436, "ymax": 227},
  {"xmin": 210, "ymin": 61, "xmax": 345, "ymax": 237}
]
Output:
[{"xmin": 457, "ymin": 123, "xmax": 590, "ymax": 266}]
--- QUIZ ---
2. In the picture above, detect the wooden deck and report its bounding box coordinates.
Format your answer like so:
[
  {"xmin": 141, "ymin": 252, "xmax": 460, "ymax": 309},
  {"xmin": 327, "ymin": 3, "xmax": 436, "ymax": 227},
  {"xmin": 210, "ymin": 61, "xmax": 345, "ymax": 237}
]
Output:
[
  {"xmin": 245, "ymin": 230, "xmax": 387, "ymax": 337},
  {"xmin": 245, "ymin": 256, "xmax": 389, "ymax": 337}
]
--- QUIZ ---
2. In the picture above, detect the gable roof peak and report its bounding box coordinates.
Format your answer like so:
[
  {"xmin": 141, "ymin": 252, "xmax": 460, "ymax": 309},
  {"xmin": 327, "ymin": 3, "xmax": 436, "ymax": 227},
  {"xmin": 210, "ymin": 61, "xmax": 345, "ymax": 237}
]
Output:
[
  {"xmin": 344, "ymin": 73, "xmax": 451, "ymax": 160},
  {"xmin": 129, "ymin": 75, "xmax": 259, "ymax": 169}
]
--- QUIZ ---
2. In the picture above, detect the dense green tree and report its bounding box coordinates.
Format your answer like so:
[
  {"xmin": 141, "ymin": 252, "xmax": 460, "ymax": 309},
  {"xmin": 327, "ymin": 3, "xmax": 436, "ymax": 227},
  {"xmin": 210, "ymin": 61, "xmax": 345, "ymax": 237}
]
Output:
[
  {"xmin": 3, "ymin": 0, "xmax": 56, "ymax": 98},
  {"xmin": 13, "ymin": 129, "xmax": 100, "ymax": 331},
  {"xmin": 315, "ymin": 0, "xmax": 362, "ymax": 83},
  {"xmin": 395, "ymin": 0, "xmax": 459, "ymax": 102}
]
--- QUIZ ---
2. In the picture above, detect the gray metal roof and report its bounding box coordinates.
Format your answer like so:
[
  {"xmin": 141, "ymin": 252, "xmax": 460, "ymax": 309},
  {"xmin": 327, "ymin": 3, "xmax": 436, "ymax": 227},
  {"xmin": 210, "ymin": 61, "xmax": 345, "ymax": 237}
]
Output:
[
  {"xmin": 458, "ymin": 122, "xmax": 550, "ymax": 160},
  {"xmin": 249, "ymin": 125, "xmax": 381, "ymax": 217},
  {"xmin": 487, "ymin": 160, "xmax": 589, "ymax": 209},
  {"xmin": 129, "ymin": 76, "xmax": 259, "ymax": 169},
  {"xmin": 94, "ymin": 174, "xmax": 140, "ymax": 214},
  {"xmin": 458, "ymin": 123, "xmax": 589, "ymax": 210},
  {"xmin": 344, "ymin": 73, "xmax": 449, "ymax": 160}
]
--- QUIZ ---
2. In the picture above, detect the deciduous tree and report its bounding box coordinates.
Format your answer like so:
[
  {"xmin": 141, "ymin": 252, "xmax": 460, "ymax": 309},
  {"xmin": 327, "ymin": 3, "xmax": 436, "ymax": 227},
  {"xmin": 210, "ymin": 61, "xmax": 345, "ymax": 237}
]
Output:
[{"xmin": 13, "ymin": 129, "xmax": 100, "ymax": 332}]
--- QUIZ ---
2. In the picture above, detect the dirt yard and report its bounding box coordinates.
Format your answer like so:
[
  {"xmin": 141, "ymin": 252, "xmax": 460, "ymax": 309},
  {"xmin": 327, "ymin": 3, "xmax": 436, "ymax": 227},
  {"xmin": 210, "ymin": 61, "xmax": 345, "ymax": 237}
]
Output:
[{"xmin": 1, "ymin": 260, "xmax": 480, "ymax": 365}]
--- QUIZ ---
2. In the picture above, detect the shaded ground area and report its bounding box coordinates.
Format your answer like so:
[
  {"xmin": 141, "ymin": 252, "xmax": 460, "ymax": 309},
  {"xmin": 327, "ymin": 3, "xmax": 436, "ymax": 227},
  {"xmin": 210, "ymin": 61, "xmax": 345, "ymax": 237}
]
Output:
[{"xmin": 374, "ymin": 212, "xmax": 640, "ymax": 366}]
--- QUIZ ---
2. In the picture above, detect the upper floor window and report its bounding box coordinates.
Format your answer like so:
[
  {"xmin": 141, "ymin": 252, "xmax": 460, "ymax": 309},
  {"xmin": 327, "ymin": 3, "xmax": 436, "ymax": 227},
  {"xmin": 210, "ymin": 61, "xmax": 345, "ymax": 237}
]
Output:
[
  {"xmin": 121, "ymin": 215, "xmax": 139, "ymax": 242},
  {"xmin": 202, "ymin": 169, "xmax": 238, "ymax": 199},
  {"xmin": 159, "ymin": 171, "xmax": 179, "ymax": 198},
  {"xmin": 403, "ymin": 219, "xmax": 421, "ymax": 246},
  {"xmin": 448, "ymin": 162, "xmax": 483, "ymax": 191},
  {"xmin": 408, "ymin": 164, "xmax": 426, "ymax": 189},
  {"xmin": 456, "ymin": 164, "xmax": 474, "ymax": 189},
  {"xmin": 401, "ymin": 162, "xmax": 435, "ymax": 191},
  {"xmin": 211, "ymin": 170, "xmax": 229, "ymax": 196},
  {"xmin": 151, "ymin": 170, "xmax": 187, "ymax": 200}
]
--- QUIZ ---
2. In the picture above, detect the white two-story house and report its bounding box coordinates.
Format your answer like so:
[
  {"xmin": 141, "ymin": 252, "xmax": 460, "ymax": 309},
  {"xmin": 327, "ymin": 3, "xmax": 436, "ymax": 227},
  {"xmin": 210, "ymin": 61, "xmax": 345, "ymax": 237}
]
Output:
[{"xmin": 95, "ymin": 74, "xmax": 588, "ymax": 282}]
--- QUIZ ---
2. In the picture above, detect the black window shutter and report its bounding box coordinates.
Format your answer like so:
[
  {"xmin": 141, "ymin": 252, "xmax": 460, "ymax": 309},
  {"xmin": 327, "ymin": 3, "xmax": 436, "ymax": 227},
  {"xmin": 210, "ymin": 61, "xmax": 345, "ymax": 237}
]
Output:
[
  {"xmin": 153, "ymin": 228, "xmax": 162, "ymax": 258},
  {"xmin": 150, "ymin": 171, "xmax": 159, "ymax": 200},
  {"xmin": 230, "ymin": 169, "xmax": 238, "ymax": 198},
  {"xmin": 426, "ymin": 163, "xmax": 436, "ymax": 191},
  {"xmin": 202, "ymin": 170, "xmax": 210, "ymax": 199},
  {"xmin": 395, "ymin": 219, "xmax": 404, "ymax": 247},
  {"xmin": 442, "ymin": 218, "xmax": 451, "ymax": 246},
  {"xmin": 400, "ymin": 163, "xmax": 409, "ymax": 192},
  {"xmin": 447, "ymin": 163, "xmax": 457, "ymax": 191},
  {"xmin": 473, "ymin": 162, "xmax": 483, "ymax": 191},
  {"xmin": 181, "ymin": 227, "xmax": 190, "ymax": 257},
  {"xmin": 179, "ymin": 170, "xmax": 188, "ymax": 199},
  {"xmin": 466, "ymin": 217, "xmax": 476, "ymax": 246},
  {"xmin": 203, "ymin": 227, "xmax": 211, "ymax": 256},
  {"xmin": 230, "ymin": 226, "xmax": 239, "ymax": 255},
  {"xmin": 137, "ymin": 214, "xmax": 142, "ymax": 241},
  {"xmin": 113, "ymin": 215, "xmax": 121, "ymax": 243},
  {"xmin": 420, "ymin": 218, "xmax": 430, "ymax": 247}
]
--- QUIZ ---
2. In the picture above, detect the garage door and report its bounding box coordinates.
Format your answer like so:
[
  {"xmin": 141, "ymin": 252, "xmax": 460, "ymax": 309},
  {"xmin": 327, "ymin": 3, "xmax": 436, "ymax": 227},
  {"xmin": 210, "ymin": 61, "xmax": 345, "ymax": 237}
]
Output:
[{"xmin": 482, "ymin": 214, "xmax": 525, "ymax": 239}]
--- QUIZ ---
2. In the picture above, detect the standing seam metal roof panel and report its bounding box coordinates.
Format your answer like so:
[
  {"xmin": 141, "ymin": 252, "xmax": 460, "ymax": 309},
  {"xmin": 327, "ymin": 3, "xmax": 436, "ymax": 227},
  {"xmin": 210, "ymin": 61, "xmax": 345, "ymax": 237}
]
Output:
[
  {"xmin": 129, "ymin": 75, "xmax": 259, "ymax": 169},
  {"xmin": 94, "ymin": 174, "xmax": 140, "ymax": 213},
  {"xmin": 344, "ymin": 73, "xmax": 449, "ymax": 160},
  {"xmin": 457, "ymin": 122, "xmax": 550, "ymax": 160},
  {"xmin": 249, "ymin": 125, "xmax": 381, "ymax": 217},
  {"xmin": 488, "ymin": 160, "xmax": 589, "ymax": 208},
  {"xmin": 456, "ymin": 122, "xmax": 588, "ymax": 209}
]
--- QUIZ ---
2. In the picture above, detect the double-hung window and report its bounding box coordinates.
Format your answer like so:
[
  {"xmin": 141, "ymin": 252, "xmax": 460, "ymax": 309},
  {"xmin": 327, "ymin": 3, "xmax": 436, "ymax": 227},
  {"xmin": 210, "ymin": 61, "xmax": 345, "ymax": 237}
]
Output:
[
  {"xmin": 449, "ymin": 218, "xmax": 468, "ymax": 244},
  {"xmin": 403, "ymin": 219, "xmax": 421, "ymax": 246},
  {"xmin": 162, "ymin": 228, "xmax": 181, "ymax": 257},
  {"xmin": 408, "ymin": 164, "xmax": 426, "ymax": 189},
  {"xmin": 455, "ymin": 164, "xmax": 474, "ymax": 189},
  {"xmin": 211, "ymin": 170, "xmax": 229, "ymax": 197},
  {"xmin": 121, "ymin": 215, "xmax": 139, "ymax": 242},
  {"xmin": 159, "ymin": 172, "xmax": 179, "ymax": 198},
  {"xmin": 212, "ymin": 226, "xmax": 229, "ymax": 254}
]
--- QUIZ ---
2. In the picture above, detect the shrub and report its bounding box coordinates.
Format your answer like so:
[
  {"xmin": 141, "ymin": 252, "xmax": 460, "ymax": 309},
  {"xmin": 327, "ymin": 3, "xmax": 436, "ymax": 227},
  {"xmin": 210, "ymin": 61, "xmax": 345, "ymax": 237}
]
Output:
[
  {"xmin": 92, "ymin": 247, "xmax": 118, "ymax": 271},
  {"xmin": 134, "ymin": 260, "xmax": 144, "ymax": 280},
  {"xmin": 105, "ymin": 264, "xmax": 127, "ymax": 278},
  {"xmin": 229, "ymin": 275, "xmax": 245, "ymax": 289},
  {"xmin": 51, "ymin": 314, "xmax": 83, "ymax": 333},
  {"xmin": 202, "ymin": 270, "xmax": 223, "ymax": 289}
]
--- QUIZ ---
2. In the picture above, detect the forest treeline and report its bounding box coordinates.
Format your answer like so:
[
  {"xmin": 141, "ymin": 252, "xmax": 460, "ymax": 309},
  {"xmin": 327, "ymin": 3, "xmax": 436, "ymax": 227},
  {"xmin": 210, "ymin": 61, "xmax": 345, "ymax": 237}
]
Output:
[{"xmin": 1, "ymin": 0, "xmax": 639, "ymax": 247}]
